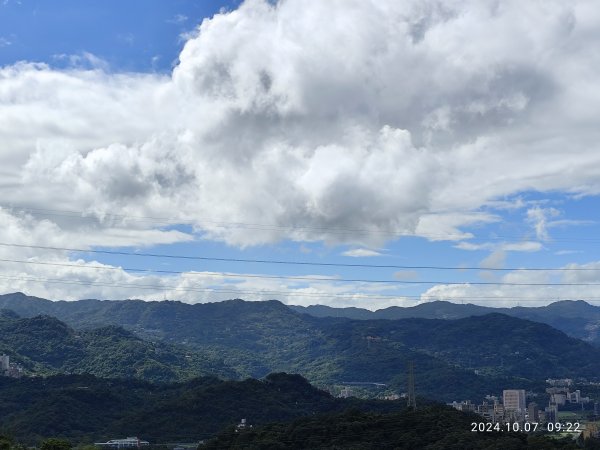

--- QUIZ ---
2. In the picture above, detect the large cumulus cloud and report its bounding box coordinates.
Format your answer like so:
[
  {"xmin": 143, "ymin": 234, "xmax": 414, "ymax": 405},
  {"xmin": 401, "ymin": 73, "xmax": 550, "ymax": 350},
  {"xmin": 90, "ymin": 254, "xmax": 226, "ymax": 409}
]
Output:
[
  {"xmin": 1, "ymin": 0, "xmax": 600, "ymax": 303},
  {"xmin": 2, "ymin": 0, "xmax": 599, "ymax": 246}
]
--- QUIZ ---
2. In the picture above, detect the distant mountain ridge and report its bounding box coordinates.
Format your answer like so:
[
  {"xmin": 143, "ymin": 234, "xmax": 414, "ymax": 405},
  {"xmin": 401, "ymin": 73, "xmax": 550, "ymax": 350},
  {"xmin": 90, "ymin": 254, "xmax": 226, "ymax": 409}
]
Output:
[
  {"xmin": 2, "ymin": 292, "xmax": 600, "ymax": 402},
  {"xmin": 290, "ymin": 299, "xmax": 600, "ymax": 344}
]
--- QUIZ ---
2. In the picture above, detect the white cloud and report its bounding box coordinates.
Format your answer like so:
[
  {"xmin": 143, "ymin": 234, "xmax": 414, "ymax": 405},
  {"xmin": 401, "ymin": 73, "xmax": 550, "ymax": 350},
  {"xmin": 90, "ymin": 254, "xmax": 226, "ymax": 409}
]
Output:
[
  {"xmin": 2, "ymin": 0, "xmax": 600, "ymax": 302},
  {"xmin": 342, "ymin": 248, "xmax": 383, "ymax": 257},
  {"xmin": 561, "ymin": 261, "xmax": 600, "ymax": 283},
  {"xmin": 454, "ymin": 242, "xmax": 485, "ymax": 251},
  {"xmin": 526, "ymin": 206, "xmax": 561, "ymax": 241},
  {"xmin": 422, "ymin": 260, "xmax": 600, "ymax": 307},
  {"xmin": 480, "ymin": 250, "xmax": 506, "ymax": 270},
  {"xmin": 2, "ymin": 0, "xmax": 600, "ymax": 249},
  {"xmin": 455, "ymin": 241, "xmax": 542, "ymax": 252},
  {"xmin": 0, "ymin": 207, "xmax": 193, "ymax": 254},
  {"xmin": 483, "ymin": 197, "xmax": 528, "ymax": 211},
  {"xmin": 168, "ymin": 14, "xmax": 188, "ymax": 24},
  {"xmin": 0, "ymin": 205, "xmax": 595, "ymax": 309},
  {"xmin": 415, "ymin": 212, "xmax": 497, "ymax": 241},
  {"xmin": 51, "ymin": 52, "xmax": 110, "ymax": 71},
  {"xmin": 0, "ymin": 258, "xmax": 412, "ymax": 310},
  {"xmin": 502, "ymin": 242, "xmax": 543, "ymax": 252},
  {"xmin": 1, "ymin": 0, "xmax": 599, "ymax": 245},
  {"xmin": 0, "ymin": 37, "xmax": 11, "ymax": 47}
]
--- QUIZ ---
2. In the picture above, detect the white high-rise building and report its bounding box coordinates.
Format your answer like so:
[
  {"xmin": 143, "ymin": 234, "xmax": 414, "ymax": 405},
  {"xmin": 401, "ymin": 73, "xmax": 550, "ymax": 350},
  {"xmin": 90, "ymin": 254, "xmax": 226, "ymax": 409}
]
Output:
[{"xmin": 503, "ymin": 389, "xmax": 526, "ymax": 412}]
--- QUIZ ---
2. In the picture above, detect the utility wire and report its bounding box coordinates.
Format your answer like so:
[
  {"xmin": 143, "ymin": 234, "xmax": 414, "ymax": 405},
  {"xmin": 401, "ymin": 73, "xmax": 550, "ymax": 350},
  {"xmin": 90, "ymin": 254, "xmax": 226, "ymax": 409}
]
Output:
[
  {"xmin": 1, "ymin": 274, "xmax": 599, "ymax": 303},
  {"xmin": 0, "ymin": 258, "xmax": 599, "ymax": 286},
  {"xmin": 3, "ymin": 204, "xmax": 597, "ymax": 242},
  {"xmin": 0, "ymin": 273, "xmax": 402, "ymax": 301},
  {"xmin": 0, "ymin": 242, "xmax": 598, "ymax": 272}
]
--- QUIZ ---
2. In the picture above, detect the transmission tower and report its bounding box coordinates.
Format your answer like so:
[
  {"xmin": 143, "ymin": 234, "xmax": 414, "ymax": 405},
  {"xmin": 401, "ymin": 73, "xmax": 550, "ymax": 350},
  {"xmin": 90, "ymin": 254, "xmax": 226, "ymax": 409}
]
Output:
[{"xmin": 407, "ymin": 361, "xmax": 416, "ymax": 409}]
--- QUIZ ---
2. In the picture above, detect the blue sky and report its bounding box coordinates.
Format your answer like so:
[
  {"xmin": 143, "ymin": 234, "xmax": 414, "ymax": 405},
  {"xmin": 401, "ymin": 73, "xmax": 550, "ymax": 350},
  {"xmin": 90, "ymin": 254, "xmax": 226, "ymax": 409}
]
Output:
[
  {"xmin": 0, "ymin": 0, "xmax": 233, "ymax": 71},
  {"xmin": 1, "ymin": 0, "xmax": 599, "ymax": 308}
]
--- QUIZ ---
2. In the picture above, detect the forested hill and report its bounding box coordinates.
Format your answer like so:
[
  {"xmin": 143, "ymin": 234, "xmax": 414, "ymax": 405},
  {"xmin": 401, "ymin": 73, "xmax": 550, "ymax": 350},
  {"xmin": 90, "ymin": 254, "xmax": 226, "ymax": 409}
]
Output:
[
  {"xmin": 0, "ymin": 372, "xmax": 407, "ymax": 445},
  {"xmin": 2, "ymin": 293, "xmax": 600, "ymax": 402},
  {"xmin": 290, "ymin": 299, "xmax": 600, "ymax": 344},
  {"xmin": 0, "ymin": 310, "xmax": 235, "ymax": 382},
  {"xmin": 2, "ymin": 292, "xmax": 599, "ymax": 344},
  {"xmin": 201, "ymin": 406, "xmax": 582, "ymax": 450}
]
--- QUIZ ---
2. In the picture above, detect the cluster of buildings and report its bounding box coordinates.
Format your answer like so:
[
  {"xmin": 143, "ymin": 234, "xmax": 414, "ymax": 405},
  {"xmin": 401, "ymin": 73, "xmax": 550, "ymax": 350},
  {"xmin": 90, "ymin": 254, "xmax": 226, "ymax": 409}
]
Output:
[
  {"xmin": 94, "ymin": 437, "xmax": 150, "ymax": 448},
  {"xmin": 546, "ymin": 386, "xmax": 591, "ymax": 406},
  {"xmin": 449, "ymin": 390, "xmax": 557, "ymax": 423},
  {"xmin": 93, "ymin": 437, "xmax": 203, "ymax": 449},
  {"xmin": 450, "ymin": 382, "xmax": 597, "ymax": 426},
  {"xmin": 0, "ymin": 354, "xmax": 23, "ymax": 378},
  {"xmin": 543, "ymin": 378, "xmax": 594, "ymax": 412}
]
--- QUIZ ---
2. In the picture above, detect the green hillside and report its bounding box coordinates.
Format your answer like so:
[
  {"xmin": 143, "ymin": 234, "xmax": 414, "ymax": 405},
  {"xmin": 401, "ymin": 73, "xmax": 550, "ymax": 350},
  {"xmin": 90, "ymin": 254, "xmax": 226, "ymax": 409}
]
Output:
[
  {"xmin": 0, "ymin": 373, "xmax": 407, "ymax": 445},
  {"xmin": 201, "ymin": 406, "xmax": 581, "ymax": 450},
  {"xmin": 0, "ymin": 311, "xmax": 235, "ymax": 382},
  {"xmin": 2, "ymin": 294, "xmax": 599, "ymax": 402},
  {"xmin": 291, "ymin": 299, "xmax": 600, "ymax": 344},
  {"xmin": 327, "ymin": 314, "xmax": 600, "ymax": 380}
]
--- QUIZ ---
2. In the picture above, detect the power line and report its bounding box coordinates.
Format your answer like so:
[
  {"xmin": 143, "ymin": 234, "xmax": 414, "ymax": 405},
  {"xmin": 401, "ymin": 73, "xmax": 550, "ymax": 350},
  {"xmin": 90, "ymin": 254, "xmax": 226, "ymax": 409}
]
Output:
[
  {"xmin": 3, "ymin": 204, "xmax": 598, "ymax": 243},
  {"xmin": 0, "ymin": 274, "xmax": 403, "ymax": 299},
  {"xmin": 1, "ymin": 273, "xmax": 413, "ymax": 300},
  {"xmin": 1, "ymin": 274, "xmax": 599, "ymax": 304},
  {"xmin": 0, "ymin": 242, "xmax": 598, "ymax": 272},
  {"xmin": 1, "ymin": 257, "xmax": 600, "ymax": 286}
]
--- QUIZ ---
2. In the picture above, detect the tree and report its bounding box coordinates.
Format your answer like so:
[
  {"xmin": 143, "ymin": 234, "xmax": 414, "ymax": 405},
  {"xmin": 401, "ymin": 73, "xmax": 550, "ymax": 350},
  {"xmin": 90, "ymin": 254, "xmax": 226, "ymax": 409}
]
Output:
[
  {"xmin": 0, "ymin": 435, "xmax": 13, "ymax": 450},
  {"xmin": 39, "ymin": 438, "xmax": 71, "ymax": 450}
]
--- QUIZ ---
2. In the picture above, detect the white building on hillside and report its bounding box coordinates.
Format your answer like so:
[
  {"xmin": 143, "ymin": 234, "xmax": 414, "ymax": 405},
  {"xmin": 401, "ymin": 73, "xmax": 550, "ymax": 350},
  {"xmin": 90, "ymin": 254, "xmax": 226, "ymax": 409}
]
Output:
[{"xmin": 94, "ymin": 437, "xmax": 149, "ymax": 448}]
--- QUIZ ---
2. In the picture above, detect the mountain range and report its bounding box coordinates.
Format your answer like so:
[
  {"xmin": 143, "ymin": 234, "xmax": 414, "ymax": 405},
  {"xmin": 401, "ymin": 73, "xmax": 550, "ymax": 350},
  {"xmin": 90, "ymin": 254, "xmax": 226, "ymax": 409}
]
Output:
[
  {"xmin": 290, "ymin": 300, "xmax": 600, "ymax": 345},
  {"xmin": 2, "ymin": 292, "xmax": 600, "ymax": 403},
  {"xmin": 3, "ymin": 292, "xmax": 599, "ymax": 344}
]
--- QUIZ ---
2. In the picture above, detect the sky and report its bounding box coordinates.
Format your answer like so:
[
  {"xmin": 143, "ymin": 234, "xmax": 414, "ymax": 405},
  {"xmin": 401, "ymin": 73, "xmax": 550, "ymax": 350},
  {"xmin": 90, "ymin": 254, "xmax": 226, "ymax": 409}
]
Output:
[{"xmin": 1, "ymin": 0, "xmax": 600, "ymax": 309}]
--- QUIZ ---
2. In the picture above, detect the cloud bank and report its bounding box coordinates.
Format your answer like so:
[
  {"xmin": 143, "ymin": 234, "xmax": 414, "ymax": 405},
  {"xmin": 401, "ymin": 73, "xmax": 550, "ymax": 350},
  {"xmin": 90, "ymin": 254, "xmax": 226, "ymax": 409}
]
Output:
[{"xmin": 1, "ymin": 0, "xmax": 600, "ymax": 304}]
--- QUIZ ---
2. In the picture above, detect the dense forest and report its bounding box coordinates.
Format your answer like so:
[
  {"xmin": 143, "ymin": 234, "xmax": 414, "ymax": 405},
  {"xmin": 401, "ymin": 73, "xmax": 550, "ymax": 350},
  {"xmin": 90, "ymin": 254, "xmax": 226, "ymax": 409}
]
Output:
[
  {"xmin": 201, "ymin": 405, "xmax": 591, "ymax": 449},
  {"xmin": 2, "ymin": 294, "xmax": 600, "ymax": 403},
  {"xmin": 0, "ymin": 372, "xmax": 410, "ymax": 445},
  {"xmin": 0, "ymin": 310, "xmax": 234, "ymax": 382},
  {"xmin": 291, "ymin": 300, "xmax": 600, "ymax": 345}
]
